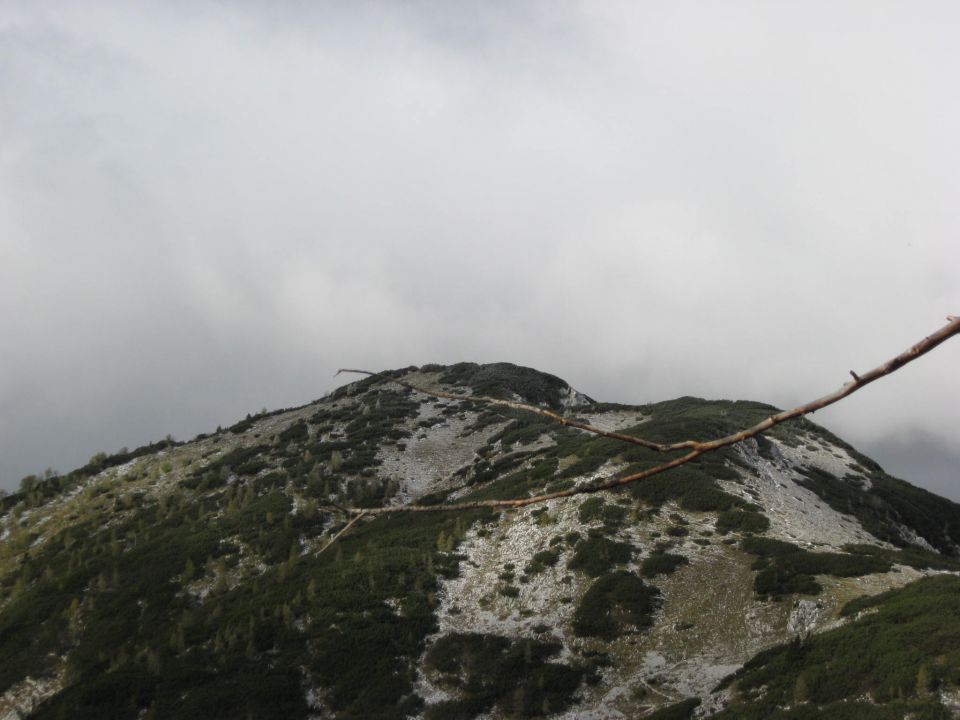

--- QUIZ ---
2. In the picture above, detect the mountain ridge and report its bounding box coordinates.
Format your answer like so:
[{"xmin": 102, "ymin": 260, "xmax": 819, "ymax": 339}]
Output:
[{"xmin": 2, "ymin": 362, "xmax": 959, "ymax": 719}]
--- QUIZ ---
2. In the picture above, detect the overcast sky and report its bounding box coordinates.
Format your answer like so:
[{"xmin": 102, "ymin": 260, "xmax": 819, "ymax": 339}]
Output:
[{"xmin": 1, "ymin": 1, "xmax": 958, "ymax": 499}]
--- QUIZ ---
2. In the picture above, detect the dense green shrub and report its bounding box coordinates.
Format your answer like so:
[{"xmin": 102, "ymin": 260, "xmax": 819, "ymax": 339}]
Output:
[
  {"xmin": 647, "ymin": 697, "xmax": 701, "ymax": 719},
  {"xmin": 194, "ymin": 443, "xmax": 271, "ymax": 479},
  {"xmin": 525, "ymin": 547, "xmax": 561, "ymax": 576},
  {"xmin": 842, "ymin": 544, "xmax": 960, "ymax": 572},
  {"xmin": 278, "ymin": 420, "xmax": 309, "ymax": 443},
  {"xmin": 715, "ymin": 509, "xmax": 770, "ymax": 535},
  {"xmin": 794, "ymin": 464, "xmax": 960, "ymax": 555},
  {"xmin": 578, "ymin": 496, "xmax": 606, "ymax": 523},
  {"xmin": 423, "ymin": 633, "xmax": 584, "ymax": 718},
  {"xmin": 438, "ymin": 362, "xmax": 581, "ymax": 409},
  {"xmin": 567, "ymin": 536, "xmax": 633, "ymax": 577},
  {"xmin": 715, "ymin": 576, "xmax": 960, "ymax": 718},
  {"xmin": 641, "ymin": 552, "xmax": 689, "ymax": 578},
  {"xmin": 1, "ymin": 462, "xmax": 480, "ymax": 720},
  {"xmin": 492, "ymin": 417, "xmax": 555, "ymax": 448},
  {"xmin": 572, "ymin": 571, "xmax": 660, "ymax": 639},
  {"xmin": 629, "ymin": 470, "xmax": 749, "ymax": 513},
  {"xmin": 634, "ymin": 397, "xmax": 776, "ymax": 445},
  {"xmin": 741, "ymin": 537, "xmax": 891, "ymax": 599},
  {"xmin": 578, "ymin": 497, "xmax": 627, "ymax": 529}
]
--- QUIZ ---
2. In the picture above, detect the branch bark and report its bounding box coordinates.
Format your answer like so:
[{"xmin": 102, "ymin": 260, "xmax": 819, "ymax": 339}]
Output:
[
  {"xmin": 316, "ymin": 511, "xmax": 367, "ymax": 554},
  {"xmin": 329, "ymin": 315, "xmax": 960, "ymax": 519}
]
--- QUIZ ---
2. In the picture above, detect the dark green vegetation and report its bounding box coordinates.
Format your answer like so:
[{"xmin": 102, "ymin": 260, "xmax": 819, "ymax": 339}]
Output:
[
  {"xmin": 715, "ymin": 509, "xmax": 769, "ymax": 535},
  {"xmin": 792, "ymin": 464, "xmax": 960, "ymax": 555},
  {"xmin": 310, "ymin": 387, "xmax": 419, "ymax": 479},
  {"xmin": 741, "ymin": 537, "xmax": 890, "ymax": 598},
  {"xmin": 422, "ymin": 633, "xmax": 585, "ymax": 718},
  {"xmin": 567, "ymin": 535, "xmax": 633, "ymax": 577},
  {"xmin": 717, "ymin": 700, "xmax": 950, "ymax": 720},
  {"xmin": 0, "ymin": 378, "xmax": 471, "ymax": 719},
  {"xmin": 437, "ymin": 362, "xmax": 586, "ymax": 410},
  {"xmin": 457, "ymin": 393, "xmax": 771, "ymax": 522},
  {"xmin": 0, "ymin": 436, "xmax": 182, "ymax": 516},
  {"xmin": 578, "ymin": 496, "xmax": 627, "ymax": 530},
  {"xmin": 4, "ymin": 493, "xmax": 475, "ymax": 719},
  {"xmin": 714, "ymin": 575, "xmax": 960, "ymax": 719},
  {"xmin": 646, "ymin": 698, "xmax": 701, "ymax": 719},
  {"xmin": 524, "ymin": 547, "xmax": 561, "ymax": 576},
  {"xmin": 641, "ymin": 552, "xmax": 689, "ymax": 578},
  {"xmin": 841, "ymin": 543, "xmax": 960, "ymax": 572},
  {"xmin": 572, "ymin": 571, "xmax": 660, "ymax": 639},
  {"xmin": 741, "ymin": 537, "xmax": 960, "ymax": 599},
  {"xmin": 4, "ymin": 362, "xmax": 960, "ymax": 720}
]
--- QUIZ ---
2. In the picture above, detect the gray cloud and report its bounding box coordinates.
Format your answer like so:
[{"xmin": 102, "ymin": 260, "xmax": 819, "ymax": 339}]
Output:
[
  {"xmin": 858, "ymin": 431, "xmax": 960, "ymax": 503},
  {"xmin": 1, "ymin": 2, "xmax": 958, "ymax": 499}
]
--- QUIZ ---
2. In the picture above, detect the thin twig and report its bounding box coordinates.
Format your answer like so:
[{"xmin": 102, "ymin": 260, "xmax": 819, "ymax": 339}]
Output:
[
  {"xmin": 328, "ymin": 315, "xmax": 960, "ymax": 517},
  {"xmin": 316, "ymin": 511, "xmax": 367, "ymax": 554}
]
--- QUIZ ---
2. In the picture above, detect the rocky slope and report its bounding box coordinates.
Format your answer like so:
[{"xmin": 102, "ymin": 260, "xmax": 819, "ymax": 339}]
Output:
[{"xmin": 1, "ymin": 362, "xmax": 959, "ymax": 720}]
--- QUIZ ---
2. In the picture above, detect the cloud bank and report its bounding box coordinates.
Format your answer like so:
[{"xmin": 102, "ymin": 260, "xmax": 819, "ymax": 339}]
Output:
[{"xmin": 1, "ymin": 2, "xmax": 958, "ymax": 498}]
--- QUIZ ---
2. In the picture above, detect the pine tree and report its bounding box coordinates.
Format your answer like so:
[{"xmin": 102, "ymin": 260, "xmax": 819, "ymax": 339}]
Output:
[
  {"xmin": 916, "ymin": 665, "xmax": 932, "ymax": 697},
  {"xmin": 183, "ymin": 557, "xmax": 195, "ymax": 581},
  {"xmin": 794, "ymin": 672, "xmax": 809, "ymax": 704}
]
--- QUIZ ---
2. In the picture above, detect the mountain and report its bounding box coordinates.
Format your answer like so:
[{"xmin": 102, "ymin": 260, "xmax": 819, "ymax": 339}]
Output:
[{"xmin": 2, "ymin": 362, "xmax": 960, "ymax": 720}]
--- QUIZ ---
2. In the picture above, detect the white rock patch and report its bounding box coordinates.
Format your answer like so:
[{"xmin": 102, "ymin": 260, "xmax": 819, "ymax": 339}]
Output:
[
  {"xmin": 377, "ymin": 405, "xmax": 504, "ymax": 504},
  {"xmin": 720, "ymin": 439, "xmax": 881, "ymax": 549},
  {"xmin": 0, "ymin": 671, "xmax": 64, "ymax": 720}
]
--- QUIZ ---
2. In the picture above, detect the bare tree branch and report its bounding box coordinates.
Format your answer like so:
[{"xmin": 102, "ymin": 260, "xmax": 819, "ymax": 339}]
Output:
[
  {"xmin": 328, "ymin": 315, "xmax": 960, "ymax": 518},
  {"xmin": 316, "ymin": 511, "xmax": 367, "ymax": 553}
]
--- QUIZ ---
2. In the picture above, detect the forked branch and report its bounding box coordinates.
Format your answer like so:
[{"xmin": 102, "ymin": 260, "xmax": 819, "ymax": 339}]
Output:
[{"xmin": 328, "ymin": 315, "xmax": 960, "ymax": 521}]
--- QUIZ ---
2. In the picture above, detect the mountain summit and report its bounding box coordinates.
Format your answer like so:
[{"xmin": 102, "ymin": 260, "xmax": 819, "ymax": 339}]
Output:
[{"xmin": 2, "ymin": 363, "xmax": 960, "ymax": 719}]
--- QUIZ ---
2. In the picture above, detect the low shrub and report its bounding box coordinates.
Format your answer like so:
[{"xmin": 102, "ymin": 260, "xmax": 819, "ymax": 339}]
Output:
[
  {"xmin": 641, "ymin": 552, "xmax": 689, "ymax": 578},
  {"xmin": 647, "ymin": 697, "xmax": 701, "ymax": 719},
  {"xmin": 567, "ymin": 537, "xmax": 633, "ymax": 577},
  {"xmin": 525, "ymin": 547, "xmax": 561, "ymax": 576},
  {"xmin": 572, "ymin": 571, "xmax": 660, "ymax": 639},
  {"xmin": 742, "ymin": 537, "xmax": 891, "ymax": 599},
  {"xmin": 715, "ymin": 576, "xmax": 960, "ymax": 717},
  {"xmin": 716, "ymin": 510, "xmax": 770, "ymax": 535},
  {"xmin": 423, "ymin": 633, "xmax": 584, "ymax": 718}
]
